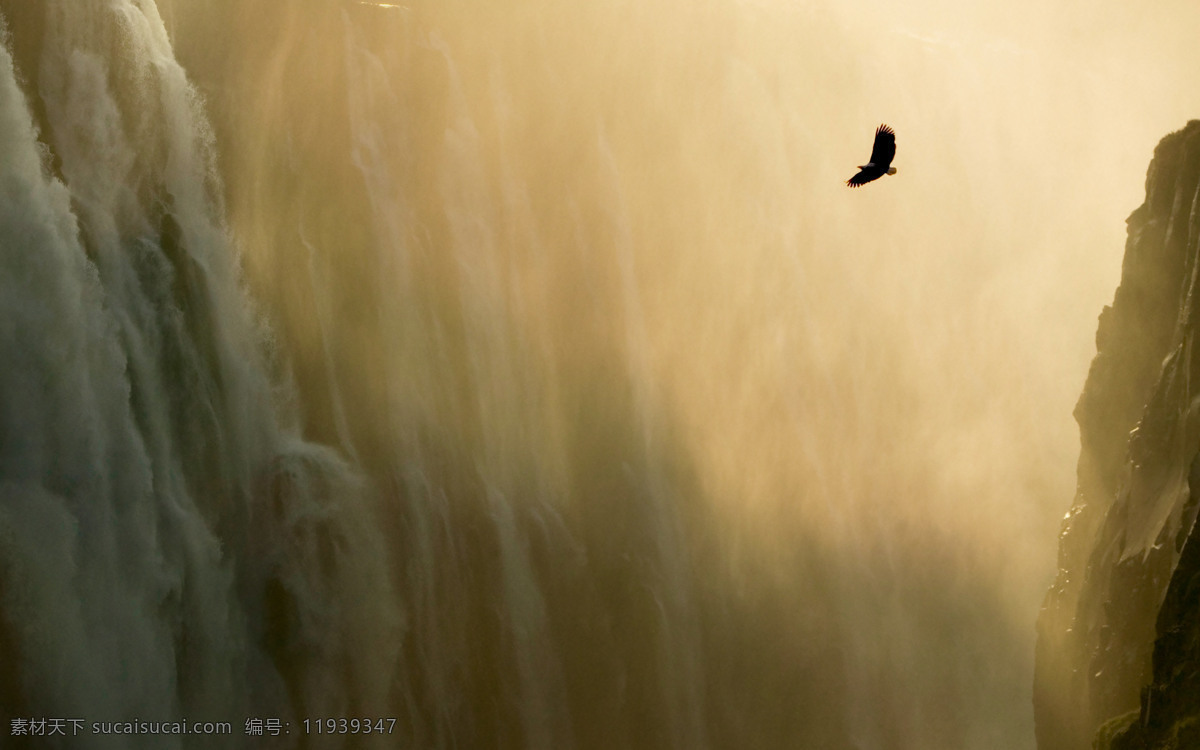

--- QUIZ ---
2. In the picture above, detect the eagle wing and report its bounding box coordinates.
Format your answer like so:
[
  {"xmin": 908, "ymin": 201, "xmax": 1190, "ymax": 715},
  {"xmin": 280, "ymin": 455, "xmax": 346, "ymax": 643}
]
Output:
[
  {"xmin": 868, "ymin": 124, "xmax": 896, "ymax": 169},
  {"xmin": 846, "ymin": 167, "xmax": 882, "ymax": 187}
]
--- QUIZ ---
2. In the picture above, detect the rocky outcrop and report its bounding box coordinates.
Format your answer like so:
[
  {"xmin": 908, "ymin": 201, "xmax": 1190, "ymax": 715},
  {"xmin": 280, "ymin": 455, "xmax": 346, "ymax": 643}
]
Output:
[{"xmin": 1035, "ymin": 121, "xmax": 1200, "ymax": 750}]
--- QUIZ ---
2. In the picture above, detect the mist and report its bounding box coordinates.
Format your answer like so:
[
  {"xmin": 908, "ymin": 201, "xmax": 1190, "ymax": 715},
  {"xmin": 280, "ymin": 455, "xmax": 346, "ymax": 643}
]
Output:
[{"xmin": 4, "ymin": 0, "xmax": 1200, "ymax": 748}]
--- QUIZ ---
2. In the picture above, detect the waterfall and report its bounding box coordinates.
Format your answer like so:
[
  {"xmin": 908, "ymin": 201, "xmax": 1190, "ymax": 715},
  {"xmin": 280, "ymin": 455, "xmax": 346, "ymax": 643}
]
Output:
[
  {"xmin": 2, "ymin": 1, "xmax": 1188, "ymax": 748},
  {"xmin": 0, "ymin": 2, "xmax": 397, "ymax": 746}
]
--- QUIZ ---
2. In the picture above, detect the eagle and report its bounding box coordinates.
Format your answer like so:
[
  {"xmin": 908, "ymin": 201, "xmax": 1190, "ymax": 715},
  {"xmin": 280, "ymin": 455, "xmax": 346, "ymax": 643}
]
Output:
[{"xmin": 846, "ymin": 124, "xmax": 897, "ymax": 188}]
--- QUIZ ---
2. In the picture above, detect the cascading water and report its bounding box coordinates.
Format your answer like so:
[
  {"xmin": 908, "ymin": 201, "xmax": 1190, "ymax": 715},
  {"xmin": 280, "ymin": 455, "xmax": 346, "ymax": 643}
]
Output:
[
  {"xmin": 3, "ymin": 0, "xmax": 1197, "ymax": 748},
  {"xmin": 0, "ymin": 1, "xmax": 398, "ymax": 746}
]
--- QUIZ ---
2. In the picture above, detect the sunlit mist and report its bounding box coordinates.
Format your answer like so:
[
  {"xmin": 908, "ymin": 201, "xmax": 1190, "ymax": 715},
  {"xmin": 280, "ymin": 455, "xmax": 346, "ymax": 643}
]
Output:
[{"xmin": 3, "ymin": 0, "xmax": 1200, "ymax": 748}]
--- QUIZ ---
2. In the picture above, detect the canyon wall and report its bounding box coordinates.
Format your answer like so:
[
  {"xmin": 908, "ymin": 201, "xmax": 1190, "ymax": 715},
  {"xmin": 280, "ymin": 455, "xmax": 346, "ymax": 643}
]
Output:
[{"xmin": 1036, "ymin": 120, "xmax": 1200, "ymax": 750}]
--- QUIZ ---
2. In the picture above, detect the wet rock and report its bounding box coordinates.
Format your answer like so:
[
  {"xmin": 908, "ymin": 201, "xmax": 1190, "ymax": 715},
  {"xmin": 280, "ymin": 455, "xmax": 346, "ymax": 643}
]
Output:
[{"xmin": 1035, "ymin": 121, "xmax": 1200, "ymax": 750}]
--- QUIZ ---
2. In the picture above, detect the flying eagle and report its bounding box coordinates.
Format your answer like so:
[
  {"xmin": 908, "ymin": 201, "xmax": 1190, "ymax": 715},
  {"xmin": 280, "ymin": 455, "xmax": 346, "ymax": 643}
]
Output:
[{"xmin": 846, "ymin": 124, "xmax": 897, "ymax": 188}]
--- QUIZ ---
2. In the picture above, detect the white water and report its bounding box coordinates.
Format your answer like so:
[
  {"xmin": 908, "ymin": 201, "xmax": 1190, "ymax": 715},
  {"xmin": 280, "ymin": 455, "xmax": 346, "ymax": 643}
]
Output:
[
  {"xmin": 3, "ymin": 0, "xmax": 1200, "ymax": 748},
  {"xmin": 0, "ymin": 2, "xmax": 397, "ymax": 747}
]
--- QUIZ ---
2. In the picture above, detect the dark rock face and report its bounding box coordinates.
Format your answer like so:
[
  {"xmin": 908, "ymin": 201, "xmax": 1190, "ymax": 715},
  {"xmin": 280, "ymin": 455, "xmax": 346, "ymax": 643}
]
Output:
[{"xmin": 1035, "ymin": 121, "xmax": 1200, "ymax": 750}]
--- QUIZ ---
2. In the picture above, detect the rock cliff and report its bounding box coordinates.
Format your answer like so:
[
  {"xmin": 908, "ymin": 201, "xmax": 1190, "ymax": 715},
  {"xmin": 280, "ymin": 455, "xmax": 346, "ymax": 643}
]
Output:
[{"xmin": 1036, "ymin": 120, "xmax": 1200, "ymax": 750}]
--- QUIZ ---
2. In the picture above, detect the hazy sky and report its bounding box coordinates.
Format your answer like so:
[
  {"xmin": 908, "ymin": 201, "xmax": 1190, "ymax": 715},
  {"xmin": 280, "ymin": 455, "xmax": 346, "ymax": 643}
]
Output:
[{"xmin": 152, "ymin": 0, "xmax": 1200, "ymax": 744}]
